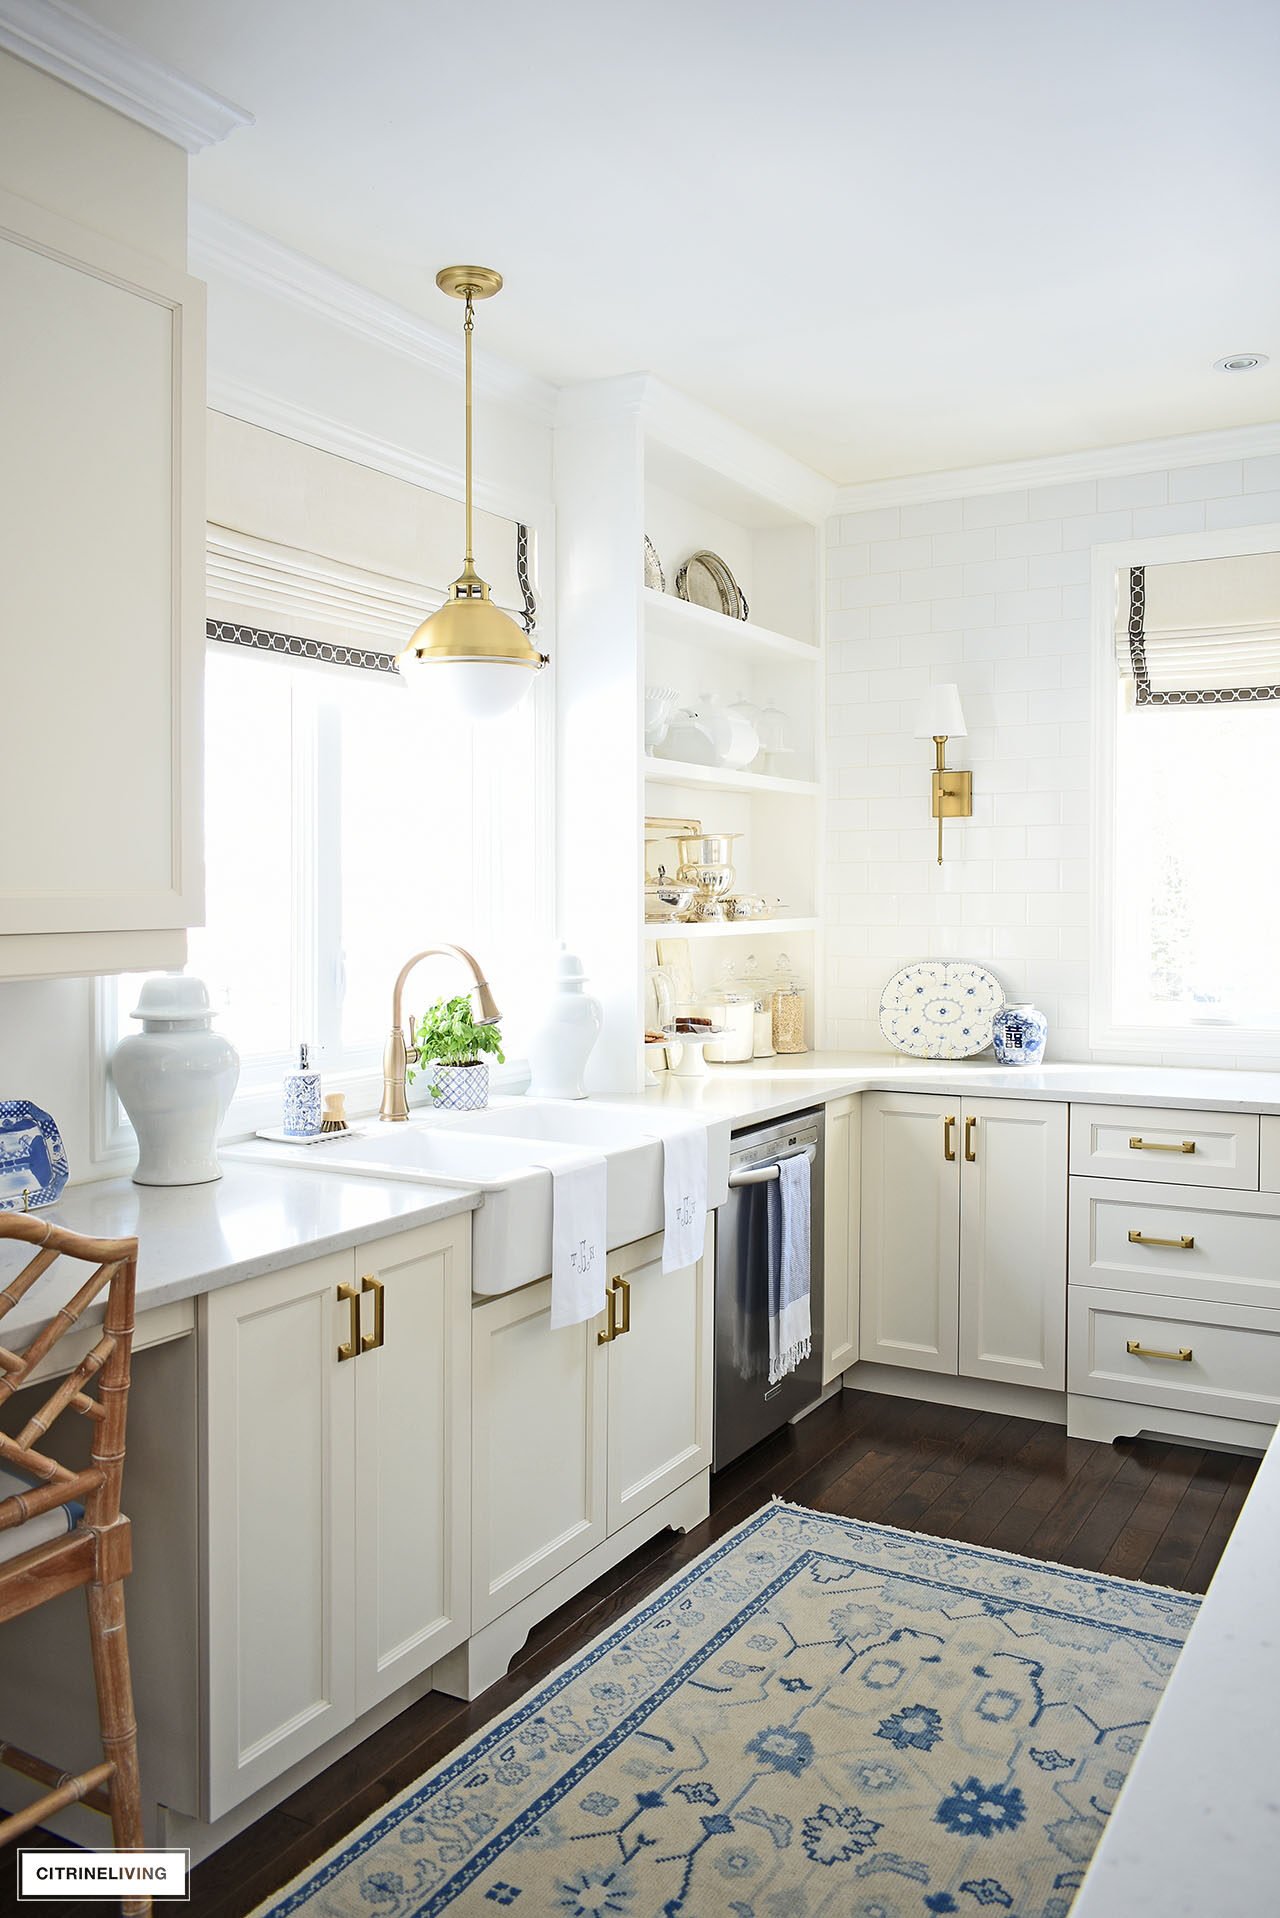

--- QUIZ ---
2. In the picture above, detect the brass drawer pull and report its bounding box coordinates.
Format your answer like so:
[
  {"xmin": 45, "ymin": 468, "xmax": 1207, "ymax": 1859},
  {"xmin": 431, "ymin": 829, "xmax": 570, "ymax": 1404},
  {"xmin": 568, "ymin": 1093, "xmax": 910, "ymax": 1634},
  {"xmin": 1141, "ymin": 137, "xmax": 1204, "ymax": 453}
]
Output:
[
  {"xmin": 1129, "ymin": 1136, "xmax": 1196, "ymax": 1154},
  {"xmin": 614, "ymin": 1273, "xmax": 631, "ymax": 1336},
  {"xmin": 1126, "ymin": 1339, "xmax": 1193, "ymax": 1362},
  {"xmin": 337, "ymin": 1281, "xmax": 362, "ymax": 1361},
  {"xmin": 964, "ymin": 1115, "xmax": 978, "ymax": 1163},
  {"xmin": 943, "ymin": 1115, "xmax": 956, "ymax": 1163},
  {"xmin": 361, "ymin": 1274, "xmax": 385, "ymax": 1352},
  {"xmin": 1128, "ymin": 1230, "xmax": 1195, "ymax": 1249},
  {"xmin": 597, "ymin": 1286, "xmax": 618, "ymax": 1346}
]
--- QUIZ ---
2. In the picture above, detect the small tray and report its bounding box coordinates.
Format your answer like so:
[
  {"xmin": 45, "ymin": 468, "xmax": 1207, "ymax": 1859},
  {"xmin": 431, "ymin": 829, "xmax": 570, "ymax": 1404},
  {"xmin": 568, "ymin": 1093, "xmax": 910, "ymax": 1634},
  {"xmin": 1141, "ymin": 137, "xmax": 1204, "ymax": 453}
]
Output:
[{"xmin": 255, "ymin": 1126, "xmax": 365, "ymax": 1146}]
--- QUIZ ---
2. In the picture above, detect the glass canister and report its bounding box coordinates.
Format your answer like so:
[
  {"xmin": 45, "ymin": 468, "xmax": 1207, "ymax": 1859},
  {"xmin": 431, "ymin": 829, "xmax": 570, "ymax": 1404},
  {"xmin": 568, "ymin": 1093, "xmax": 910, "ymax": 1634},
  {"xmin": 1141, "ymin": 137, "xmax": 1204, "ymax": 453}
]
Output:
[
  {"xmin": 741, "ymin": 952, "xmax": 776, "ymax": 1058},
  {"xmin": 703, "ymin": 960, "xmax": 755, "ymax": 1063},
  {"xmin": 771, "ymin": 954, "xmax": 808, "ymax": 1055}
]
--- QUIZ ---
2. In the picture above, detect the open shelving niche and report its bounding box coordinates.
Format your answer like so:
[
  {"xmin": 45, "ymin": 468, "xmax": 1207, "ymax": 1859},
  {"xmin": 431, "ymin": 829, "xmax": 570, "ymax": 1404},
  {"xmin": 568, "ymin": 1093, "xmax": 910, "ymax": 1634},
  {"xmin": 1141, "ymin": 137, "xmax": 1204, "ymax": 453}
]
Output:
[{"xmin": 555, "ymin": 376, "xmax": 834, "ymax": 1091}]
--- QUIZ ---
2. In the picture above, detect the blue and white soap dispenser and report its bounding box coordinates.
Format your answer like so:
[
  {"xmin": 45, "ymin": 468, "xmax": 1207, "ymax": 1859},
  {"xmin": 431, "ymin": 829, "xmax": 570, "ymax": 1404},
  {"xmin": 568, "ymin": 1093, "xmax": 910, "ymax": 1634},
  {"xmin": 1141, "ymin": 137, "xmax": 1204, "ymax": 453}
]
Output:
[{"xmin": 283, "ymin": 1043, "xmax": 322, "ymax": 1136}]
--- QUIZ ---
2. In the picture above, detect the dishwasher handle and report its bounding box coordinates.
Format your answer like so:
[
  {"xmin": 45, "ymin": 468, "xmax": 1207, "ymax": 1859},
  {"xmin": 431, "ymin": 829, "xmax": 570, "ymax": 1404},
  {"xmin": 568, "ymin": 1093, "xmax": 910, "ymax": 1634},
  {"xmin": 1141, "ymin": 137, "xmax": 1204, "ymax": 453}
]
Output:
[{"xmin": 728, "ymin": 1142, "xmax": 818, "ymax": 1188}]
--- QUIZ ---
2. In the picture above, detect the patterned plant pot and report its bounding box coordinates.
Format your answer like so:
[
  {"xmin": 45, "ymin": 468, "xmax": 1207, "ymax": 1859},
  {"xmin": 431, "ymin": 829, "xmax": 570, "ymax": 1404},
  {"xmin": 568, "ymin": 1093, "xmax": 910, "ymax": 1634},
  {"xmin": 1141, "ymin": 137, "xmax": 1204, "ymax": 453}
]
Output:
[
  {"xmin": 991, "ymin": 1002, "xmax": 1048, "ymax": 1067},
  {"xmin": 424, "ymin": 1060, "xmax": 490, "ymax": 1111}
]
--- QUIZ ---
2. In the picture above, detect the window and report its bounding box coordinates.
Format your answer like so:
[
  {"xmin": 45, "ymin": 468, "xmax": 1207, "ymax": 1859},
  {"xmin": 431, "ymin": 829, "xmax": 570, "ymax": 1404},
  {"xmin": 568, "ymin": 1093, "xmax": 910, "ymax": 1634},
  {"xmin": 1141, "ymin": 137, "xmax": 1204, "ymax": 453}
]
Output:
[
  {"xmin": 1095, "ymin": 536, "xmax": 1280, "ymax": 1054},
  {"xmin": 105, "ymin": 638, "xmax": 549, "ymax": 1134}
]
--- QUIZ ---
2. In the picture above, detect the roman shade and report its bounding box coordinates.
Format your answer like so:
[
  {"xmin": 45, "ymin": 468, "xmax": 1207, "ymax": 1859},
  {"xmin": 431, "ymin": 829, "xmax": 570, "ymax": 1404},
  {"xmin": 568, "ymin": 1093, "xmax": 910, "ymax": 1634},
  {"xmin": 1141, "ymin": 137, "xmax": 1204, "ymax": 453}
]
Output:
[{"xmin": 1117, "ymin": 552, "xmax": 1280, "ymax": 705}]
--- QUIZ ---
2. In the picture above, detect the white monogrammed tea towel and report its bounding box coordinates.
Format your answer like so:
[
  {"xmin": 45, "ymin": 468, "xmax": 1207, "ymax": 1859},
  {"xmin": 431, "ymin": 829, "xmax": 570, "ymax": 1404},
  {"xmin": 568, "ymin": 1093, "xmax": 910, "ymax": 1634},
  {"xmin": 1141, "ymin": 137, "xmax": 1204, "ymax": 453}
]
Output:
[
  {"xmin": 659, "ymin": 1119, "xmax": 709, "ymax": 1273},
  {"xmin": 539, "ymin": 1152, "xmax": 609, "ymax": 1330}
]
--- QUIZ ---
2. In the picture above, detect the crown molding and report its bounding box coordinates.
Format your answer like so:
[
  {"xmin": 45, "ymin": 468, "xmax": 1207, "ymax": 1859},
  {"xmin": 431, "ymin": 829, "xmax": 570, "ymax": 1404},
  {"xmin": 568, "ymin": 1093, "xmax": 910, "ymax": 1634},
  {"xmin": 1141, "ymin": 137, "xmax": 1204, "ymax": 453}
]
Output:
[
  {"xmin": 0, "ymin": 0, "xmax": 251, "ymax": 151},
  {"xmin": 206, "ymin": 372, "xmax": 548, "ymax": 530},
  {"xmin": 191, "ymin": 202, "xmax": 557, "ymax": 425},
  {"xmin": 834, "ymin": 419, "xmax": 1280, "ymax": 513}
]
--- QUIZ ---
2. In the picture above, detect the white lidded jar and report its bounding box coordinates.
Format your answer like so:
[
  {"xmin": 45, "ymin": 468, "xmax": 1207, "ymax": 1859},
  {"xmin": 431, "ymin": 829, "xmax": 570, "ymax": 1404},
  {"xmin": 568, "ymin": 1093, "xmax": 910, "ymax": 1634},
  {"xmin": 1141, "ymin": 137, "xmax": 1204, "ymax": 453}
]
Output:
[
  {"xmin": 525, "ymin": 946, "xmax": 604, "ymax": 1100},
  {"xmin": 111, "ymin": 977, "xmax": 240, "ymax": 1186}
]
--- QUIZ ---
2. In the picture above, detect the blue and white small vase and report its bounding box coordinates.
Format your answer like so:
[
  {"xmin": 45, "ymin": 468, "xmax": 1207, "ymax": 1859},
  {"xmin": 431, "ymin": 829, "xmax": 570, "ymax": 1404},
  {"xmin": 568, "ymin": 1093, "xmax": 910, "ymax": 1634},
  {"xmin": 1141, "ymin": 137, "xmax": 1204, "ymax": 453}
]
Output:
[
  {"xmin": 425, "ymin": 1061, "xmax": 490, "ymax": 1111},
  {"xmin": 991, "ymin": 1002, "xmax": 1048, "ymax": 1067}
]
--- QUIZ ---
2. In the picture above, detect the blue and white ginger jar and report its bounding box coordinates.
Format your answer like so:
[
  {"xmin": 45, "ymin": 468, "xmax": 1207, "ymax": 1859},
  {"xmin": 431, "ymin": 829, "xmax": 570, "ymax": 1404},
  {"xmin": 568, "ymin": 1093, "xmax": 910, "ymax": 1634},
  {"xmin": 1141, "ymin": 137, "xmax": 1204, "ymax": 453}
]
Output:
[{"xmin": 991, "ymin": 1002, "xmax": 1048, "ymax": 1067}]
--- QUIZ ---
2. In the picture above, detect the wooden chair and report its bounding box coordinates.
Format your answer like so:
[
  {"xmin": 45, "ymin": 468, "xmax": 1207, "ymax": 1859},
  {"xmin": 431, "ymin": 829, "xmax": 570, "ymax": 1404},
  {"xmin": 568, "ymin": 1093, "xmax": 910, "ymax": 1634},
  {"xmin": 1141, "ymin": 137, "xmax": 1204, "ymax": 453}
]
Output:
[{"xmin": 0, "ymin": 1214, "xmax": 149, "ymax": 1915}]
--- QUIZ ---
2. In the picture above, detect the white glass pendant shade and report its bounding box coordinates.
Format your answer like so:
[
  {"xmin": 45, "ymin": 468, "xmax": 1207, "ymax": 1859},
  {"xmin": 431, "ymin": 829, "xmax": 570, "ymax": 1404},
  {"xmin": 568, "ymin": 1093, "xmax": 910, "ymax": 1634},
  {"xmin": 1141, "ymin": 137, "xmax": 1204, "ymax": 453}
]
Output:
[
  {"xmin": 399, "ymin": 655, "xmax": 537, "ymax": 720},
  {"xmin": 914, "ymin": 682, "xmax": 967, "ymax": 738},
  {"xmin": 396, "ymin": 580, "xmax": 543, "ymax": 719}
]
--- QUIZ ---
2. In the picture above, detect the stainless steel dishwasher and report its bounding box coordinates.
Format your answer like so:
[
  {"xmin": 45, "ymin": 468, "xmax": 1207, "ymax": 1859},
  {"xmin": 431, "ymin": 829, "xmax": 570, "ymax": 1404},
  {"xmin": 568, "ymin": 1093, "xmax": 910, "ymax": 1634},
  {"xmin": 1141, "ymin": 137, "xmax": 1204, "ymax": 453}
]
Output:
[{"xmin": 713, "ymin": 1108, "xmax": 824, "ymax": 1471}]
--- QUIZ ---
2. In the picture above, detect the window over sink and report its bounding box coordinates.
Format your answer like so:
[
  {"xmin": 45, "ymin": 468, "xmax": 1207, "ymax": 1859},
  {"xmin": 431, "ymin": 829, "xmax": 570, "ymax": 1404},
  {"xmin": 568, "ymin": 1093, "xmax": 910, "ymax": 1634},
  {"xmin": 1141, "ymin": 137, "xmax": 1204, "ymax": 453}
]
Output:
[{"xmin": 100, "ymin": 636, "xmax": 550, "ymax": 1143}]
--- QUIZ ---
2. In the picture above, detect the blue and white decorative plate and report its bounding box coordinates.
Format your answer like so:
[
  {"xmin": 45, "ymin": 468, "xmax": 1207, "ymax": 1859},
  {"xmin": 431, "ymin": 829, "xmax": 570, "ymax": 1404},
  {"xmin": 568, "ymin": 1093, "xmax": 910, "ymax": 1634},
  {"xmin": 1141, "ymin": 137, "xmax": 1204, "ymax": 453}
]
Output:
[
  {"xmin": 0, "ymin": 1101, "xmax": 70, "ymax": 1211},
  {"xmin": 879, "ymin": 960, "xmax": 1005, "ymax": 1059}
]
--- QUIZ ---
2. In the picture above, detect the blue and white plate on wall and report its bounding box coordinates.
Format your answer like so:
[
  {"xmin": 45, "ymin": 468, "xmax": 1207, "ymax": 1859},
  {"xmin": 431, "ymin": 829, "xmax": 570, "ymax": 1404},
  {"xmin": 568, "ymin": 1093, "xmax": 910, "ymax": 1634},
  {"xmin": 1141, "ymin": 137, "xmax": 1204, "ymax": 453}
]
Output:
[
  {"xmin": 0, "ymin": 1101, "xmax": 70, "ymax": 1211},
  {"xmin": 879, "ymin": 960, "xmax": 1006, "ymax": 1060}
]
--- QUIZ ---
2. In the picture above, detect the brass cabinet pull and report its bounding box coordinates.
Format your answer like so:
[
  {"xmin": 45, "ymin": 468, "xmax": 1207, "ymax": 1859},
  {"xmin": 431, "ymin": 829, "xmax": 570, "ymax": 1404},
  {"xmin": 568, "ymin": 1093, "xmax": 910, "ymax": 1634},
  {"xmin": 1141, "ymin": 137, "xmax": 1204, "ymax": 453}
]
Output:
[
  {"xmin": 597, "ymin": 1286, "xmax": 618, "ymax": 1346},
  {"xmin": 1129, "ymin": 1136, "xmax": 1196, "ymax": 1154},
  {"xmin": 615, "ymin": 1273, "xmax": 631, "ymax": 1336},
  {"xmin": 1126, "ymin": 1339, "xmax": 1193, "ymax": 1362},
  {"xmin": 361, "ymin": 1274, "xmax": 385, "ymax": 1352},
  {"xmin": 964, "ymin": 1115, "xmax": 978, "ymax": 1163},
  {"xmin": 337, "ymin": 1282, "xmax": 362, "ymax": 1361},
  {"xmin": 1127, "ymin": 1230, "xmax": 1195, "ymax": 1249},
  {"xmin": 943, "ymin": 1116, "xmax": 956, "ymax": 1162}
]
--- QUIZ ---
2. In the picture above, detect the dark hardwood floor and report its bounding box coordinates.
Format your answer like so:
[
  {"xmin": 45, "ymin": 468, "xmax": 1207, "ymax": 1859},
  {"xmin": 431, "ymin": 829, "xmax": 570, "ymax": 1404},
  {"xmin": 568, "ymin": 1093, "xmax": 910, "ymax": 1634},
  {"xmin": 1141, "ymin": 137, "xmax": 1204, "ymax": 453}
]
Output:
[{"xmin": 3, "ymin": 1388, "xmax": 1261, "ymax": 1916}]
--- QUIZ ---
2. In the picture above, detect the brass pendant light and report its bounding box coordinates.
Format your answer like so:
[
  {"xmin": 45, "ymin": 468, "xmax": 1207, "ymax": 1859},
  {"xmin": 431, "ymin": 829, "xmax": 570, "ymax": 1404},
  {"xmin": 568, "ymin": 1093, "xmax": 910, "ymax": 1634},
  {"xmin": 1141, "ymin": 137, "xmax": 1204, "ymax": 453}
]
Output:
[{"xmin": 396, "ymin": 266, "xmax": 548, "ymax": 718}]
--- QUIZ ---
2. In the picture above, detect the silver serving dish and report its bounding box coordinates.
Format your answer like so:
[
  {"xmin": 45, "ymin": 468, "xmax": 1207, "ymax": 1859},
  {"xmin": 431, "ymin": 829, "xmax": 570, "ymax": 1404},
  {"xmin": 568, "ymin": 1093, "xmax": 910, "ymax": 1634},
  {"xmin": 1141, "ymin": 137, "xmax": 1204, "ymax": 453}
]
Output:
[
  {"xmin": 645, "ymin": 882, "xmax": 698, "ymax": 923},
  {"xmin": 675, "ymin": 832, "xmax": 739, "ymax": 868}
]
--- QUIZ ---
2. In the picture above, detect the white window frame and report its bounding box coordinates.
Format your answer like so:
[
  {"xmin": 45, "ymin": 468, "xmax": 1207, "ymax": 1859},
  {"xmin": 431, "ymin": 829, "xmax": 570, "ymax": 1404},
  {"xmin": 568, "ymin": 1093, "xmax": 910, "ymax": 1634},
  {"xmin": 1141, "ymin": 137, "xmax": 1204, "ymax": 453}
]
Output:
[
  {"xmin": 1090, "ymin": 520, "xmax": 1280, "ymax": 1060},
  {"xmin": 92, "ymin": 505, "xmax": 556, "ymax": 1166}
]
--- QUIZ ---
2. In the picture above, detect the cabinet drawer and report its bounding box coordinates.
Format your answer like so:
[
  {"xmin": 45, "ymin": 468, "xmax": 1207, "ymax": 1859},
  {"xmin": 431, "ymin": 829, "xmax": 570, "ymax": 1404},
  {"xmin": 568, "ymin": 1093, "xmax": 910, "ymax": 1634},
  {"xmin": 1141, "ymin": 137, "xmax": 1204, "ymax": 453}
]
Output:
[
  {"xmin": 1262, "ymin": 1116, "xmax": 1280, "ymax": 1193},
  {"xmin": 1069, "ymin": 1104, "xmax": 1258, "ymax": 1189},
  {"xmin": 1069, "ymin": 1178, "xmax": 1280, "ymax": 1311},
  {"xmin": 1068, "ymin": 1285, "xmax": 1280, "ymax": 1427}
]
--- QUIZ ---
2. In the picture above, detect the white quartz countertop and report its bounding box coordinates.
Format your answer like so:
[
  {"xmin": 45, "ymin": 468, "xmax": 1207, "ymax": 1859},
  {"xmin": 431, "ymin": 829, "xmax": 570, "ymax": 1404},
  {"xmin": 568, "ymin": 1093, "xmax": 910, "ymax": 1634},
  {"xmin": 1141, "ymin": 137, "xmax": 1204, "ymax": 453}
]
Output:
[
  {"xmin": 625, "ymin": 1051, "xmax": 1280, "ymax": 1129},
  {"xmin": 1073, "ymin": 1423, "xmax": 1280, "ymax": 1916},
  {"xmin": 0, "ymin": 1163, "xmax": 478, "ymax": 1347}
]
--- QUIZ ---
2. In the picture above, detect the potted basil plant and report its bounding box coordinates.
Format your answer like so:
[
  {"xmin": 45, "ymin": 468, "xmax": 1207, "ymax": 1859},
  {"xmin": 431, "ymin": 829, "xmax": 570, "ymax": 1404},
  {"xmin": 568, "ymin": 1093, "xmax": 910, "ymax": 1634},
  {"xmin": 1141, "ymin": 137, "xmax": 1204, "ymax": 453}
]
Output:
[{"xmin": 407, "ymin": 995, "xmax": 505, "ymax": 1112}]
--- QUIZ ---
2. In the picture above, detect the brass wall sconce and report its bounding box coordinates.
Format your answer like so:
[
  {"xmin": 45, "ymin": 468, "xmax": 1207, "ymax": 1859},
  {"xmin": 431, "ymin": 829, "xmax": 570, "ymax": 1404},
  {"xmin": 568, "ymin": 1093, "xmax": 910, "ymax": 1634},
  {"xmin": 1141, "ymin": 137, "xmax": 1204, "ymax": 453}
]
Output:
[{"xmin": 914, "ymin": 684, "xmax": 972, "ymax": 864}]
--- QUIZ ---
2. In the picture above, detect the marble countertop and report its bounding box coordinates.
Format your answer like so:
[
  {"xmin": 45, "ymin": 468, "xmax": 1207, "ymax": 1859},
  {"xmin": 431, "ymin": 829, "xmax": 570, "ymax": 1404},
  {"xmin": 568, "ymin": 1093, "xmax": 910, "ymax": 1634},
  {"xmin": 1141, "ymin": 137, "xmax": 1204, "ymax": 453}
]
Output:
[
  {"xmin": 1073, "ymin": 1423, "xmax": 1280, "ymax": 1915},
  {"xmin": 0, "ymin": 1163, "xmax": 478, "ymax": 1347}
]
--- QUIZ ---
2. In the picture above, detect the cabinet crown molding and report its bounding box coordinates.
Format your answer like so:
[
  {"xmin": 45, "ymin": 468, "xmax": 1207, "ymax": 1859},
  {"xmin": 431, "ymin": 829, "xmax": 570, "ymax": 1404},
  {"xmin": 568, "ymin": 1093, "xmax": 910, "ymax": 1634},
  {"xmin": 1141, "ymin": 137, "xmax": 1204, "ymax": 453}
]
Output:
[{"xmin": 0, "ymin": 0, "xmax": 252, "ymax": 151}]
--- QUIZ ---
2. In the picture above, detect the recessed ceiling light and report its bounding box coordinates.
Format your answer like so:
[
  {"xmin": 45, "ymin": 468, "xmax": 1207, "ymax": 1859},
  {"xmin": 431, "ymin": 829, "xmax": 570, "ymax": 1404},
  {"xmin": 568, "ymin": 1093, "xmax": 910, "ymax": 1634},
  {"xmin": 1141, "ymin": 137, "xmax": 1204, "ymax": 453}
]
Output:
[{"xmin": 1214, "ymin": 352, "xmax": 1269, "ymax": 373}]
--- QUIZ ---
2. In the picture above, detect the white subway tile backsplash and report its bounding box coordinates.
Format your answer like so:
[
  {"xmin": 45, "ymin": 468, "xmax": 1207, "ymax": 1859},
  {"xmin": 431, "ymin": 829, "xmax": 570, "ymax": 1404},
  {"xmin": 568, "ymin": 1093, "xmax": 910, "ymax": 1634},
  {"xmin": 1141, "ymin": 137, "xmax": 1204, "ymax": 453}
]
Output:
[
  {"xmin": 1131, "ymin": 500, "xmax": 1206, "ymax": 537},
  {"xmin": 931, "ymin": 528, "xmax": 997, "ymax": 566},
  {"xmin": 994, "ymin": 519, "xmax": 1064, "ymax": 558},
  {"xmin": 837, "ymin": 506, "xmax": 901, "ymax": 543},
  {"xmin": 1168, "ymin": 460, "xmax": 1244, "ymax": 502},
  {"xmin": 871, "ymin": 534, "xmax": 933, "ymax": 573},
  {"xmin": 826, "ymin": 453, "xmax": 1276, "ymax": 1052},
  {"xmin": 963, "ymin": 558, "xmax": 1030, "ymax": 596},
  {"xmin": 963, "ymin": 490, "xmax": 1030, "ymax": 528},
  {"xmin": 899, "ymin": 500, "xmax": 965, "ymax": 536},
  {"xmin": 1028, "ymin": 479, "xmax": 1097, "ymax": 521},
  {"xmin": 827, "ymin": 544, "xmax": 871, "ymax": 579},
  {"xmin": 900, "ymin": 563, "xmax": 966, "ymax": 602},
  {"xmin": 1243, "ymin": 454, "xmax": 1280, "ymax": 495},
  {"xmin": 1096, "ymin": 470, "xmax": 1168, "ymax": 511},
  {"xmin": 1205, "ymin": 488, "xmax": 1280, "ymax": 529},
  {"xmin": 1059, "ymin": 509, "xmax": 1132, "ymax": 550}
]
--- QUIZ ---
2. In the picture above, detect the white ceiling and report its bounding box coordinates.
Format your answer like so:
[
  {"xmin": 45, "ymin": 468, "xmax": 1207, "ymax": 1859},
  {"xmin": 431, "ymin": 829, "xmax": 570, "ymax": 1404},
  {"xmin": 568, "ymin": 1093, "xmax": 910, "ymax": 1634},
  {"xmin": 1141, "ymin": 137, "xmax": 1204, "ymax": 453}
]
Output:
[{"xmin": 76, "ymin": 0, "xmax": 1280, "ymax": 483}]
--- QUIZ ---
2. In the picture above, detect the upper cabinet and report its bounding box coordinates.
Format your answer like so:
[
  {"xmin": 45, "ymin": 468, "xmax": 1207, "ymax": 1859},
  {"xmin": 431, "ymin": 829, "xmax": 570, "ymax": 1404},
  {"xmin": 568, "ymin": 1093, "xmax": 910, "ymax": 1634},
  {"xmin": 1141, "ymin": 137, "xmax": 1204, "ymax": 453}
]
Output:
[{"xmin": 0, "ymin": 184, "xmax": 205, "ymax": 979}]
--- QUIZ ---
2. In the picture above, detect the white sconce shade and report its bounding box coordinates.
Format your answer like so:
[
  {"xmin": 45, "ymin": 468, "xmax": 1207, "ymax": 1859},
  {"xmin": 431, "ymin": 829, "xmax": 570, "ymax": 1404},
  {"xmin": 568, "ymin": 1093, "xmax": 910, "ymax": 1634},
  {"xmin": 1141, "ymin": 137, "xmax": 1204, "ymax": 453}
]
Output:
[{"xmin": 914, "ymin": 683, "xmax": 967, "ymax": 739}]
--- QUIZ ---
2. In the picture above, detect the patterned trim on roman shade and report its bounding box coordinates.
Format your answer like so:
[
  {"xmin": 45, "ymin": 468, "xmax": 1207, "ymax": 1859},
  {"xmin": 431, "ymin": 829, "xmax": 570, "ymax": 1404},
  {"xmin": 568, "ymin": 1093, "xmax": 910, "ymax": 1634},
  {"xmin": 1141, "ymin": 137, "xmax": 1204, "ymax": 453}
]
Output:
[{"xmin": 1119, "ymin": 559, "xmax": 1280, "ymax": 706}]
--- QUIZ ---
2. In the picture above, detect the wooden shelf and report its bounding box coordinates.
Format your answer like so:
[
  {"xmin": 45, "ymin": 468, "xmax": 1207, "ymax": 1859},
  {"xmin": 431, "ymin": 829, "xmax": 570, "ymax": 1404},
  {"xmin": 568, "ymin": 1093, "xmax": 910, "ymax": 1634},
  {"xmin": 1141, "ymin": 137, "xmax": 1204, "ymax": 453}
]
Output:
[
  {"xmin": 646, "ymin": 916, "xmax": 820, "ymax": 941},
  {"xmin": 643, "ymin": 587, "xmax": 818, "ymax": 664},
  {"xmin": 643, "ymin": 756, "xmax": 819, "ymax": 798}
]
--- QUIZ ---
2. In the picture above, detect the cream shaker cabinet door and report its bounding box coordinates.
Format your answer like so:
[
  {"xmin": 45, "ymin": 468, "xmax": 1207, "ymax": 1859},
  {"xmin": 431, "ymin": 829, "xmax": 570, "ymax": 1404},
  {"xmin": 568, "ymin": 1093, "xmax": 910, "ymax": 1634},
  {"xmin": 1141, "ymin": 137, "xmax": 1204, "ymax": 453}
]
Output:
[
  {"xmin": 471, "ymin": 1278, "xmax": 608, "ymax": 1631},
  {"xmin": 605, "ymin": 1224, "xmax": 713, "ymax": 1537},
  {"xmin": 860, "ymin": 1093, "xmax": 959, "ymax": 1374},
  {"xmin": 353, "ymin": 1217, "xmax": 472, "ymax": 1715},
  {"xmin": 958, "ymin": 1098, "xmax": 1067, "ymax": 1390},
  {"xmin": 0, "ymin": 187, "xmax": 205, "ymax": 965},
  {"xmin": 823, "ymin": 1095, "xmax": 860, "ymax": 1383},
  {"xmin": 201, "ymin": 1251, "xmax": 358, "ymax": 1820}
]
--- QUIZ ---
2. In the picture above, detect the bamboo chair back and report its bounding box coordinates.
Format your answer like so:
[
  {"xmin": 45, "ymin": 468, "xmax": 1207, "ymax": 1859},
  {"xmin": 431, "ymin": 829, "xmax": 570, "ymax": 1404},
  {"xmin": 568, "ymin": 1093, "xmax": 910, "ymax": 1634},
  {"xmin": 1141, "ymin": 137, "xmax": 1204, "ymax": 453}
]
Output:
[{"xmin": 0, "ymin": 1213, "xmax": 139, "ymax": 1561}]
